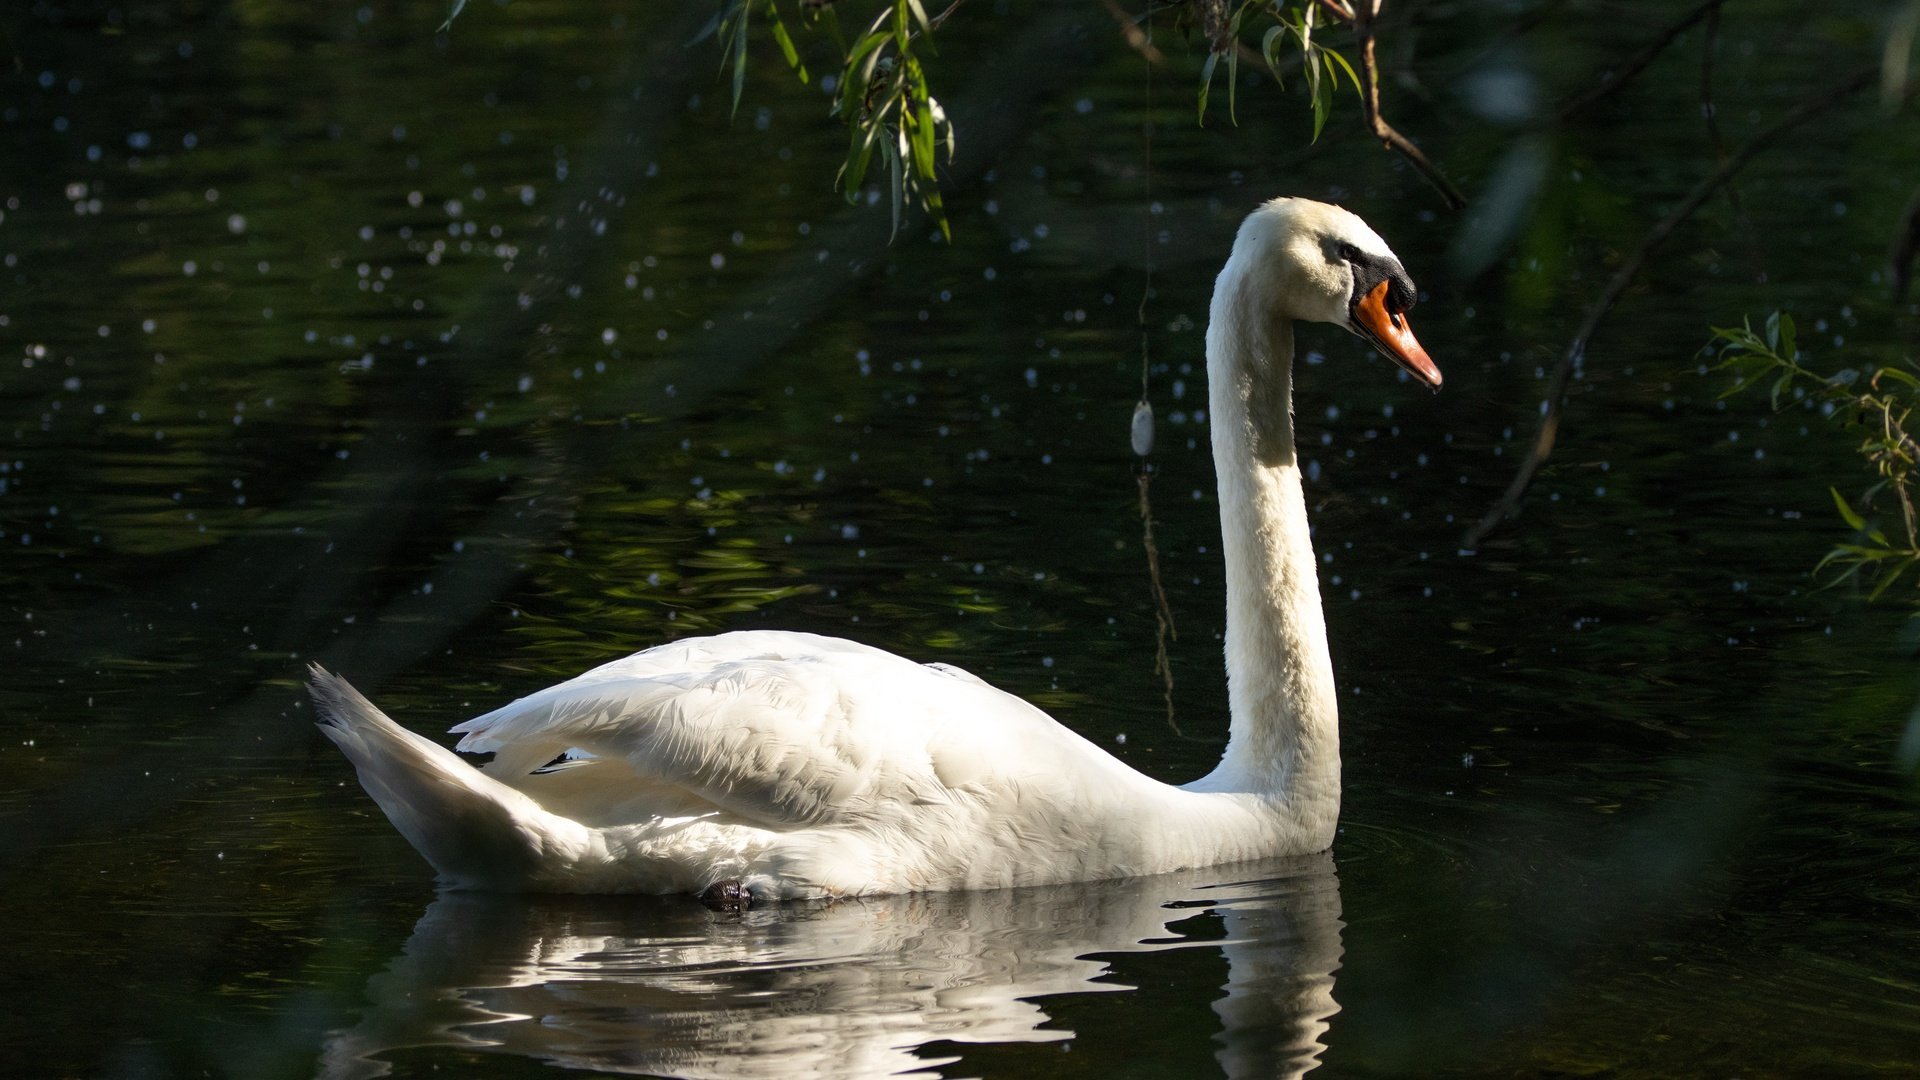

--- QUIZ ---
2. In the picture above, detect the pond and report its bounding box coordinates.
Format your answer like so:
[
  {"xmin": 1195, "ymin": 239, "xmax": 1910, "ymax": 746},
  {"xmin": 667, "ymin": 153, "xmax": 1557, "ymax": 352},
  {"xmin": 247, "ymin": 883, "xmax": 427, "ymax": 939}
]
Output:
[{"xmin": 3, "ymin": 1, "xmax": 1917, "ymax": 1077}]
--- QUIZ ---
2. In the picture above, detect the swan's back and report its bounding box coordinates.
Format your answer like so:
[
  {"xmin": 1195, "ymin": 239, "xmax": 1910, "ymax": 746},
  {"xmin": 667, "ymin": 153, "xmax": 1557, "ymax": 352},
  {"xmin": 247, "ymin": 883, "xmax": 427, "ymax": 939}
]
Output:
[
  {"xmin": 438, "ymin": 632, "xmax": 1170, "ymax": 882},
  {"xmin": 315, "ymin": 630, "xmax": 1208, "ymax": 895}
]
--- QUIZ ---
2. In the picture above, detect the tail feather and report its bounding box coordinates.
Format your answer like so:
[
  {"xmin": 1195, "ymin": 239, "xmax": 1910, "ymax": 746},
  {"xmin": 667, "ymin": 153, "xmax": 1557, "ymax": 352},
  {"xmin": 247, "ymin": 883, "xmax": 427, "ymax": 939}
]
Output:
[{"xmin": 307, "ymin": 664, "xmax": 584, "ymax": 888}]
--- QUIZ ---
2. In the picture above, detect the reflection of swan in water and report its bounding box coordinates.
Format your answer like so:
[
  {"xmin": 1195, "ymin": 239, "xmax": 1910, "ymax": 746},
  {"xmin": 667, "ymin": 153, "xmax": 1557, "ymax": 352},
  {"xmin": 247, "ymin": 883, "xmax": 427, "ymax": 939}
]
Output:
[{"xmin": 321, "ymin": 854, "xmax": 1343, "ymax": 1080}]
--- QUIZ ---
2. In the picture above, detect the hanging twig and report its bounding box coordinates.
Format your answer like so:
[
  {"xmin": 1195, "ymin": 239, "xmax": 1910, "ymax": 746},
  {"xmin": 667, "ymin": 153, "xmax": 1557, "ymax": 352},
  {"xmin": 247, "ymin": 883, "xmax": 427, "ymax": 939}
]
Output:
[
  {"xmin": 1339, "ymin": 0, "xmax": 1467, "ymax": 209},
  {"xmin": 1138, "ymin": 473, "xmax": 1181, "ymax": 733},
  {"xmin": 1132, "ymin": 0, "xmax": 1180, "ymax": 733},
  {"xmin": 1461, "ymin": 67, "xmax": 1878, "ymax": 550}
]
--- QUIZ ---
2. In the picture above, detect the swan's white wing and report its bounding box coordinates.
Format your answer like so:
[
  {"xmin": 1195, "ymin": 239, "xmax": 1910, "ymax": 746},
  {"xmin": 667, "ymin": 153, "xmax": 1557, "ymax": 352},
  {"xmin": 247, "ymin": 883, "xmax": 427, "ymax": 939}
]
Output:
[{"xmin": 448, "ymin": 631, "xmax": 1118, "ymax": 831}]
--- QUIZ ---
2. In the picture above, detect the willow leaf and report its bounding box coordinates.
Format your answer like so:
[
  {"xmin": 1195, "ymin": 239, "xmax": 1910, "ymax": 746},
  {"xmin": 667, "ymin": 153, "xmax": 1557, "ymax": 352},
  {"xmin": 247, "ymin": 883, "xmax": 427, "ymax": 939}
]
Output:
[
  {"xmin": 766, "ymin": 2, "xmax": 808, "ymax": 83},
  {"xmin": 1832, "ymin": 486, "xmax": 1868, "ymax": 531},
  {"xmin": 1324, "ymin": 45, "xmax": 1361, "ymax": 92},
  {"xmin": 728, "ymin": 4, "xmax": 751, "ymax": 117},
  {"xmin": 1198, "ymin": 51, "xmax": 1219, "ymax": 125}
]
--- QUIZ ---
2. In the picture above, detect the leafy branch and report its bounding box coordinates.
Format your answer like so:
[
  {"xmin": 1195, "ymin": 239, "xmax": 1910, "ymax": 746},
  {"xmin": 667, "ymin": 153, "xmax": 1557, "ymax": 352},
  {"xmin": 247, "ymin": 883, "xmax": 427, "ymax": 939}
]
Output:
[
  {"xmin": 1175, "ymin": 0, "xmax": 1466, "ymax": 204},
  {"xmin": 709, "ymin": 0, "xmax": 959, "ymax": 240},
  {"xmin": 1326, "ymin": 0, "xmax": 1467, "ymax": 209},
  {"xmin": 1194, "ymin": 0, "xmax": 1361, "ymax": 142},
  {"xmin": 1713, "ymin": 311, "xmax": 1920, "ymax": 601},
  {"xmin": 708, "ymin": 0, "xmax": 1457, "ymax": 239},
  {"xmin": 1461, "ymin": 66, "xmax": 1877, "ymax": 551}
]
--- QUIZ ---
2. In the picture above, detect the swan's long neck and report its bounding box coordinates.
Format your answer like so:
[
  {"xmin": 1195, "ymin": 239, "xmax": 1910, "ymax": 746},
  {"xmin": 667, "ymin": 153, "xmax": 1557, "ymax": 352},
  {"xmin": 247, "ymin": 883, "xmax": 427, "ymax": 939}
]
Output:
[{"xmin": 1187, "ymin": 253, "xmax": 1341, "ymax": 841}]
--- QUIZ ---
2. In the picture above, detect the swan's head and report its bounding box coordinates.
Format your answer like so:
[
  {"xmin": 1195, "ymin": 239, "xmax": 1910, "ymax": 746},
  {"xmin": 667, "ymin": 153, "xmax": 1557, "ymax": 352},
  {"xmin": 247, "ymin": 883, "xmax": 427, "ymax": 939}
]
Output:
[{"xmin": 1232, "ymin": 197, "xmax": 1442, "ymax": 389}]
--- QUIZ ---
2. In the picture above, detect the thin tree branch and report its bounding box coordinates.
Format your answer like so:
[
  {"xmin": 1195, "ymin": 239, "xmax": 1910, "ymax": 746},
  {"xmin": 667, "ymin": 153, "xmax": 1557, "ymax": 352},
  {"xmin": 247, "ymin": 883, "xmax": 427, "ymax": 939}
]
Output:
[
  {"xmin": 928, "ymin": 0, "xmax": 965, "ymax": 31},
  {"xmin": 1700, "ymin": 2, "xmax": 1767, "ymax": 284},
  {"xmin": 1461, "ymin": 67, "xmax": 1878, "ymax": 551},
  {"xmin": 1138, "ymin": 471, "xmax": 1181, "ymax": 733},
  {"xmin": 1100, "ymin": 0, "xmax": 1167, "ymax": 66},
  {"xmin": 1346, "ymin": 0, "xmax": 1467, "ymax": 209},
  {"xmin": 1698, "ymin": 8, "xmax": 1739, "ymax": 214},
  {"xmin": 1555, "ymin": 0, "xmax": 1724, "ymax": 121},
  {"xmin": 1699, "ymin": 5, "xmax": 1734, "ymax": 197}
]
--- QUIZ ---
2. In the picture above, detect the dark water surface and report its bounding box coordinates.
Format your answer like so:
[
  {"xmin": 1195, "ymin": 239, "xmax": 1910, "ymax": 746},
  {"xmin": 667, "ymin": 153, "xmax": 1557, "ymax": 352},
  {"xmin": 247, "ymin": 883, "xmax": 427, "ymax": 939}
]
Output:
[{"xmin": 4, "ymin": 2, "xmax": 1918, "ymax": 1077}]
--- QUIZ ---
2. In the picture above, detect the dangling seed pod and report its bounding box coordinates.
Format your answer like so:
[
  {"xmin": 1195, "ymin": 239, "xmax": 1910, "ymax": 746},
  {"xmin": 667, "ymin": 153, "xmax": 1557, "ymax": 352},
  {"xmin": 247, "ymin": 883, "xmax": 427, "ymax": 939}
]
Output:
[{"xmin": 1130, "ymin": 399, "xmax": 1155, "ymax": 457}]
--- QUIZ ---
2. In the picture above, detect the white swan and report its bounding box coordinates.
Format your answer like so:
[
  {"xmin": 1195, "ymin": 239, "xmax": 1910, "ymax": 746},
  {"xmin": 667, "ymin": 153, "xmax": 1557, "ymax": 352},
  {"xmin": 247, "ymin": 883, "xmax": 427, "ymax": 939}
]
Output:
[{"xmin": 307, "ymin": 196, "xmax": 1442, "ymax": 904}]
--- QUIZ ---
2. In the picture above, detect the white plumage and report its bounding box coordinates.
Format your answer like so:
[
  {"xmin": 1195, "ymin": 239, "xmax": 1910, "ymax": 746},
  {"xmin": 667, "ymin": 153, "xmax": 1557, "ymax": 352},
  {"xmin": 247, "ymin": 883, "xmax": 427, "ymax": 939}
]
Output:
[{"xmin": 309, "ymin": 197, "xmax": 1442, "ymax": 901}]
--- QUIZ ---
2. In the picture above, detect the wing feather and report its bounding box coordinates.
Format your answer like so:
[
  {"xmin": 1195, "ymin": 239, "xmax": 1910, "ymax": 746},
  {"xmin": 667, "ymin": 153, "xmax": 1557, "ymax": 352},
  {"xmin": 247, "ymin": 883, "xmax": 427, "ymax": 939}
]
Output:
[{"xmin": 445, "ymin": 631, "xmax": 1105, "ymax": 831}]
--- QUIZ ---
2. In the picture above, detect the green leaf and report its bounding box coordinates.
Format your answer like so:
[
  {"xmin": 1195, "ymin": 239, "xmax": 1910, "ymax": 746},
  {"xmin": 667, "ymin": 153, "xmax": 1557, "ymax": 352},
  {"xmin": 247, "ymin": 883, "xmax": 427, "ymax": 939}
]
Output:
[
  {"xmin": 1770, "ymin": 369, "xmax": 1794, "ymax": 409},
  {"xmin": 845, "ymin": 27, "xmax": 891, "ymax": 67},
  {"xmin": 1323, "ymin": 45, "xmax": 1361, "ymax": 92},
  {"xmin": 1226, "ymin": 35, "xmax": 1241, "ymax": 125},
  {"xmin": 690, "ymin": 8, "xmax": 722, "ymax": 45},
  {"xmin": 1812, "ymin": 549, "xmax": 1869, "ymax": 588},
  {"xmin": 1198, "ymin": 51, "xmax": 1219, "ymax": 125},
  {"xmin": 1222, "ymin": 1, "xmax": 1247, "ymax": 126},
  {"xmin": 1260, "ymin": 25, "xmax": 1288, "ymax": 84},
  {"xmin": 1776, "ymin": 310, "xmax": 1797, "ymax": 361},
  {"xmin": 908, "ymin": 96, "xmax": 936, "ymax": 179},
  {"xmin": 905, "ymin": 0, "xmax": 932, "ymax": 34},
  {"xmin": 883, "ymin": 132, "xmax": 903, "ymax": 241},
  {"xmin": 1310, "ymin": 61, "xmax": 1332, "ymax": 142},
  {"xmin": 727, "ymin": 3, "xmax": 751, "ymax": 117},
  {"xmin": 1708, "ymin": 322, "xmax": 1765, "ymax": 357},
  {"xmin": 1828, "ymin": 488, "xmax": 1890, "ymax": 548},
  {"xmin": 1832, "ymin": 485, "xmax": 1868, "ymax": 531},
  {"xmin": 1715, "ymin": 371, "xmax": 1759, "ymax": 402},
  {"xmin": 1867, "ymin": 556, "xmax": 1915, "ymax": 601},
  {"xmin": 840, "ymin": 30, "xmax": 890, "ymax": 120},
  {"xmin": 843, "ymin": 115, "xmax": 882, "ymax": 195},
  {"xmin": 914, "ymin": 113, "xmax": 936, "ymax": 178},
  {"xmin": 766, "ymin": 1, "xmax": 809, "ymax": 83},
  {"xmin": 1812, "ymin": 545, "xmax": 1858, "ymax": 580}
]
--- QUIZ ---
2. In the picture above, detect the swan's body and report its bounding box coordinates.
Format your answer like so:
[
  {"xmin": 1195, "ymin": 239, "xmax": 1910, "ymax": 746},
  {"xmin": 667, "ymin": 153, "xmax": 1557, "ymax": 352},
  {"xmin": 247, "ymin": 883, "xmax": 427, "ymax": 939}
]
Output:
[{"xmin": 309, "ymin": 197, "xmax": 1441, "ymax": 900}]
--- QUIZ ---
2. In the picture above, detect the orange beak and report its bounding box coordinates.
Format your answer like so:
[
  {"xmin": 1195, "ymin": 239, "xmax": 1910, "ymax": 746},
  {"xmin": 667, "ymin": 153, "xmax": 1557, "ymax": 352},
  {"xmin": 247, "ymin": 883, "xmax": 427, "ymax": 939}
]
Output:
[{"xmin": 1351, "ymin": 279, "xmax": 1443, "ymax": 390}]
